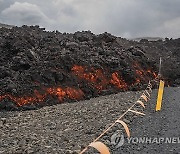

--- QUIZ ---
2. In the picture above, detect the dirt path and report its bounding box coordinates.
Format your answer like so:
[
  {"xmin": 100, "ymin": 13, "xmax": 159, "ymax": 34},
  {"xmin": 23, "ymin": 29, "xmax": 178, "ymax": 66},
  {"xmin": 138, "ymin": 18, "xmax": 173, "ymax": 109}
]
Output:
[
  {"xmin": 0, "ymin": 90, "xmax": 141, "ymax": 154},
  {"xmin": 0, "ymin": 87, "xmax": 179, "ymax": 154},
  {"xmin": 113, "ymin": 87, "xmax": 180, "ymax": 154}
]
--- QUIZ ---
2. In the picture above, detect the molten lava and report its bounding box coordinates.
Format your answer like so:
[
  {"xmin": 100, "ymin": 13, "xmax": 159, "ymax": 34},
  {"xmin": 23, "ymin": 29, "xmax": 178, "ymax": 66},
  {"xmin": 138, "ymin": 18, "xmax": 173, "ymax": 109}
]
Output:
[
  {"xmin": 0, "ymin": 87, "xmax": 84, "ymax": 107},
  {"xmin": 72, "ymin": 64, "xmax": 157, "ymax": 89},
  {"xmin": 71, "ymin": 65, "xmax": 109, "ymax": 90},
  {"xmin": 71, "ymin": 65, "xmax": 127, "ymax": 90},
  {"xmin": 133, "ymin": 63, "xmax": 157, "ymax": 84},
  {"xmin": 0, "ymin": 63, "xmax": 157, "ymax": 108},
  {"xmin": 110, "ymin": 72, "xmax": 127, "ymax": 89}
]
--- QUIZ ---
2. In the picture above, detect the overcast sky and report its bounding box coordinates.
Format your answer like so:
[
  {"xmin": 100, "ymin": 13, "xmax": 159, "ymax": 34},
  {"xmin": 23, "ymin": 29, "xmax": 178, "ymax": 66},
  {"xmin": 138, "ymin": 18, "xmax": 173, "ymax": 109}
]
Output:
[{"xmin": 0, "ymin": 0, "xmax": 180, "ymax": 38}]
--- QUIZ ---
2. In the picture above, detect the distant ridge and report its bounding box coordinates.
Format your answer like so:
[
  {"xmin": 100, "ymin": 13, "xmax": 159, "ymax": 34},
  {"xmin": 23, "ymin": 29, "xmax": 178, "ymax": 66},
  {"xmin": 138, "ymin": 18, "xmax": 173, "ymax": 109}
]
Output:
[
  {"xmin": 131, "ymin": 37, "xmax": 165, "ymax": 42},
  {"xmin": 0, "ymin": 23, "xmax": 14, "ymax": 29}
]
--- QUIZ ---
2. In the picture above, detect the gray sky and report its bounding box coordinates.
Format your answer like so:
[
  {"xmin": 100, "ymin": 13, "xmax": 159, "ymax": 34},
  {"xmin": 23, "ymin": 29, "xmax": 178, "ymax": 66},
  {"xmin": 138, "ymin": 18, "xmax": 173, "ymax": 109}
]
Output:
[{"xmin": 0, "ymin": 0, "xmax": 180, "ymax": 38}]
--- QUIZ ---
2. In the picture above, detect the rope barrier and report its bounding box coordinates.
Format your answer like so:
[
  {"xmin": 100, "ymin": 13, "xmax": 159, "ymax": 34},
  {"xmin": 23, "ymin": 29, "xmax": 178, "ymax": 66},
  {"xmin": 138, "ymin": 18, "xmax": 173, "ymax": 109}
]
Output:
[
  {"xmin": 79, "ymin": 79, "xmax": 158, "ymax": 154},
  {"xmin": 79, "ymin": 58, "xmax": 163, "ymax": 153}
]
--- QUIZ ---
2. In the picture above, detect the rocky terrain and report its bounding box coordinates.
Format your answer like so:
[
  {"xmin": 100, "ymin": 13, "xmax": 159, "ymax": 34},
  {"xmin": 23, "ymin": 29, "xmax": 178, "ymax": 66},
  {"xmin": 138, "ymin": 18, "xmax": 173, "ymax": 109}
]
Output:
[
  {"xmin": 0, "ymin": 23, "xmax": 13, "ymax": 29},
  {"xmin": 0, "ymin": 87, "xmax": 179, "ymax": 154},
  {"xmin": 0, "ymin": 89, "xmax": 146, "ymax": 153},
  {"xmin": 0, "ymin": 25, "xmax": 179, "ymax": 153},
  {"xmin": 0, "ymin": 25, "xmax": 161, "ymax": 110}
]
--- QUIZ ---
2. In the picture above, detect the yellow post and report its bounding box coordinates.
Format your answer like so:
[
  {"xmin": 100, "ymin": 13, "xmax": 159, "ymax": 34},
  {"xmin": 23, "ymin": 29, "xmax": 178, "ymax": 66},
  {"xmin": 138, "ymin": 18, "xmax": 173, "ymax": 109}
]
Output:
[{"xmin": 156, "ymin": 80, "xmax": 165, "ymax": 111}]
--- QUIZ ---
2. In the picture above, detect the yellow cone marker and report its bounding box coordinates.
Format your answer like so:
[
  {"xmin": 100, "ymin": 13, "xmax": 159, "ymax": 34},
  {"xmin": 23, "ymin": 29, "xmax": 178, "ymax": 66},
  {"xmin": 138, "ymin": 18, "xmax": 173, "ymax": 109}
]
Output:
[{"xmin": 156, "ymin": 80, "xmax": 165, "ymax": 111}]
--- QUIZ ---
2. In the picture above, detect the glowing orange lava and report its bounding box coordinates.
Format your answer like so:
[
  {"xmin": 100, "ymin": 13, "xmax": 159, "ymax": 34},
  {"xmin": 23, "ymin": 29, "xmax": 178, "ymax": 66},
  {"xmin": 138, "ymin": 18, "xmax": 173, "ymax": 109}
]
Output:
[
  {"xmin": 110, "ymin": 72, "xmax": 127, "ymax": 89},
  {"xmin": 72, "ymin": 65, "xmax": 109, "ymax": 90},
  {"xmin": 72, "ymin": 64, "xmax": 157, "ymax": 89},
  {"xmin": 0, "ymin": 87, "xmax": 84, "ymax": 107},
  {"xmin": 0, "ymin": 63, "xmax": 157, "ymax": 107},
  {"xmin": 133, "ymin": 63, "xmax": 157, "ymax": 84},
  {"xmin": 72, "ymin": 65, "xmax": 128, "ymax": 91}
]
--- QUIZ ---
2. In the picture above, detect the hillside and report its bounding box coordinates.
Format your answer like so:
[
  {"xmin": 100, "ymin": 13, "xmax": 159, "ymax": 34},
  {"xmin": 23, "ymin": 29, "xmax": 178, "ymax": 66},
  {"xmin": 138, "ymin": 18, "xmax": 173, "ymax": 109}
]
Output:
[{"xmin": 0, "ymin": 25, "xmax": 179, "ymax": 110}]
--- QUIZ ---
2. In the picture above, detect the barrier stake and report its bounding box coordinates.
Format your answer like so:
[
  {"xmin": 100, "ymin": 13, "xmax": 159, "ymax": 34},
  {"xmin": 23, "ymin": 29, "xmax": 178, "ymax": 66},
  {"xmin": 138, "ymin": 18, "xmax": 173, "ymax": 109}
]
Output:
[{"xmin": 156, "ymin": 80, "xmax": 164, "ymax": 111}]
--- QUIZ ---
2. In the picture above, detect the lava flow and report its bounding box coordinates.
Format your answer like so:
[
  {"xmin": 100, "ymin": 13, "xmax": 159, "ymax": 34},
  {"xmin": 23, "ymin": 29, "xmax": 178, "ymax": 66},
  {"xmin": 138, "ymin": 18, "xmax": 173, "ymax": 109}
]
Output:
[
  {"xmin": 71, "ymin": 65, "xmax": 128, "ymax": 90},
  {"xmin": 71, "ymin": 64, "xmax": 157, "ymax": 91},
  {"xmin": 0, "ymin": 87, "xmax": 84, "ymax": 107},
  {"xmin": 110, "ymin": 72, "xmax": 128, "ymax": 89},
  {"xmin": 133, "ymin": 63, "xmax": 157, "ymax": 84},
  {"xmin": 0, "ymin": 64, "xmax": 157, "ymax": 108}
]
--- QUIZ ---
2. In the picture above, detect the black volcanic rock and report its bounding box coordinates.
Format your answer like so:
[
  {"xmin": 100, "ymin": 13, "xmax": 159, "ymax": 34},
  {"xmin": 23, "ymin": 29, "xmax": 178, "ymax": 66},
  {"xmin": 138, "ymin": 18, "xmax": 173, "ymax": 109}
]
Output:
[{"xmin": 0, "ymin": 25, "xmax": 179, "ymax": 110}]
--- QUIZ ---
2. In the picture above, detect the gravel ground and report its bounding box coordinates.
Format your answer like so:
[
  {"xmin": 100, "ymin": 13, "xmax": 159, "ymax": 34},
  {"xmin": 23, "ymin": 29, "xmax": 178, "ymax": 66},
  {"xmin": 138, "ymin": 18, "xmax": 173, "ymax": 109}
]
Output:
[
  {"xmin": 113, "ymin": 87, "xmax": 180, "ymax": 154},
  {"xmin": 0, "ymin": 87, "xmax": 179, "ymax": 154},
  {"xmin": 0, "ymin": 90, "xmax": 142, "ymax": 154}
]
